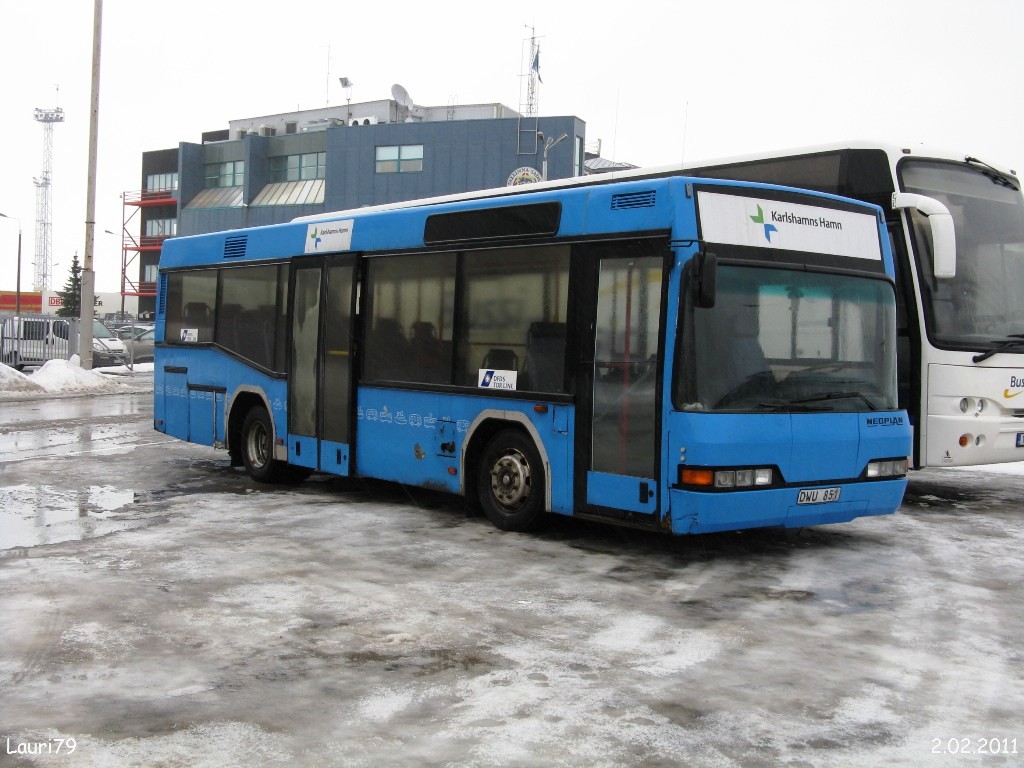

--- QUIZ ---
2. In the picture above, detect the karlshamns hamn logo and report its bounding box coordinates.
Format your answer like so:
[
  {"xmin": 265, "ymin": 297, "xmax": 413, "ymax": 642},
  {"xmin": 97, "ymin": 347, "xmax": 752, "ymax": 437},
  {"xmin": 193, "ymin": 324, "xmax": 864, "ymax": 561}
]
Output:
[
  {"xmin": 750, "ymin": 205, "xmax": 779, "ymax": 242},
  {"xmin": 865, "ymin": 416, "xmax": 906, "ymax": 427},
  {"xmin": 750, "ymin": 205, "xmax": 845, "ymax": 243},
  {"xmin": 770, "ymin": 210, "xmax": 844, "ymax": 230}
]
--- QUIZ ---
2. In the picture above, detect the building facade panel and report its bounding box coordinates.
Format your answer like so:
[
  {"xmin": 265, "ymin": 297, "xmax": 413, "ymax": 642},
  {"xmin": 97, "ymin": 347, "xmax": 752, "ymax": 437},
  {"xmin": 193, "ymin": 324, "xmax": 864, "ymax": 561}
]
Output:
[{"xmin": 130, "ymin": 99, "xmax": 586, "ymax": 318}]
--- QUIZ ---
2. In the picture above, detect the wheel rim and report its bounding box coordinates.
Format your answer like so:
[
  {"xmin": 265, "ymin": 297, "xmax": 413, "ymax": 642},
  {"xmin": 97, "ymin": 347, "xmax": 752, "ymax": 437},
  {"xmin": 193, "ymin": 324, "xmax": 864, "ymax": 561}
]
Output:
[
  {"xmin": 246, "ymin": 420, "xmax": 270, "ymax": 469},
  {"xmin": 489, "ymin": 449, "xmax": 532, "ymax": 511}
]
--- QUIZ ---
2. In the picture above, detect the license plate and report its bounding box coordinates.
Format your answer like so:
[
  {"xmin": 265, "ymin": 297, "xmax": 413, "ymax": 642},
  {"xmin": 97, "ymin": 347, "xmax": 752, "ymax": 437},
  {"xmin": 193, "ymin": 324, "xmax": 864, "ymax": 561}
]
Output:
[
  {"xmin": 1017, "ymin": 433, "xmax": 1024, "ymax": 448},
  {"xmin": 797, "ymin": 486, "xmax": 841, "ymax": 505}
]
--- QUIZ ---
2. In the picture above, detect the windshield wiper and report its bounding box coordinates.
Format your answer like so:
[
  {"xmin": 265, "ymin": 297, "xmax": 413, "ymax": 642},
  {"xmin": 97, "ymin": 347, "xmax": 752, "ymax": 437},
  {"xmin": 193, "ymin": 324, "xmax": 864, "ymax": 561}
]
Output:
[
  {"xmin": 755, "ymin": 399, "xmax": 829, "ymax": 412},
  {"xmin": 792, "ymin": 391, "xmax": 879, "ymax": 410},
  {"xmin": 965, "ymin": 156, "xmax": 1020, "ymax": 190},
  {"xmin": 972, "ymin": 335, "xmax": 1024, "ymax": 364}
]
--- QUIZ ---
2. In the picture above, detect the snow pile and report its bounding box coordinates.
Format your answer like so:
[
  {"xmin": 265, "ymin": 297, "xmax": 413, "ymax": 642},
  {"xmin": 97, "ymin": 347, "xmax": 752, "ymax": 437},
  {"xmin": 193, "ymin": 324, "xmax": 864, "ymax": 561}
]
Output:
[
  {"xmin": 0, "ymin": 358, "xmax": 150, "ymax": 399},
  {"xmin": 0, "ymin": 362, "xmax": 45, "ymax": 394},
  {"xmin": 30, "ymin": 359, "xmax": 124, "ymax": 393}
]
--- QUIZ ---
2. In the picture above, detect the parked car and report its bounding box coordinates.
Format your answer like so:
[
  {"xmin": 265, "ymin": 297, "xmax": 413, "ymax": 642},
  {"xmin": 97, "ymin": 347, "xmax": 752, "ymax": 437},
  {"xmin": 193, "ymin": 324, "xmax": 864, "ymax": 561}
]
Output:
[
  {"xmin": 123, "ymin": 328, "xmax": 156, "ymax": 364},
  {"xmin": 112, "ymin": 324, "xmax": 155, "ymax": 341},
  {"xmin": 0, "ymin": 317, "xmax": 126, "ymax": 370},
  {"xmin": 91, "ymin": 320, "xmax": 128, "ymax": 367}
]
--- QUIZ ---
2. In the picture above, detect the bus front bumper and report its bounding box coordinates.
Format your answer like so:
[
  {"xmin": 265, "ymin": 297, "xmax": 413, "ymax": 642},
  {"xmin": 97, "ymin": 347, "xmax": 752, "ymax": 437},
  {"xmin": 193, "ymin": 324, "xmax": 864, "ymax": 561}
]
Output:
[{"xmin": 667, "ymin": 478, "xmax": 907, "ymax": 535}]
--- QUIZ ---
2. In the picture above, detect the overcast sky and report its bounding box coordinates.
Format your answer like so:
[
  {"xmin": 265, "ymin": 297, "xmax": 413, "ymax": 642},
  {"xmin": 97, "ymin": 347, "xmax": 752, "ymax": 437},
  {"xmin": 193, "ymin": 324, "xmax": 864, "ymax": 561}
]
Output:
[{"xmin": 1, "ymin": 0, "xmax": 1021, "ymax": 293}]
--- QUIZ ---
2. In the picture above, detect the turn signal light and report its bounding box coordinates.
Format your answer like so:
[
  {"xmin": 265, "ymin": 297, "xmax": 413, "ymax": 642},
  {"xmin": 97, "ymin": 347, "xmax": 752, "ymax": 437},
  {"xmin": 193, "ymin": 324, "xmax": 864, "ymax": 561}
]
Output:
[{"xmin": 681, "ymin": 468, "xmax": 714, "ymax": 486}]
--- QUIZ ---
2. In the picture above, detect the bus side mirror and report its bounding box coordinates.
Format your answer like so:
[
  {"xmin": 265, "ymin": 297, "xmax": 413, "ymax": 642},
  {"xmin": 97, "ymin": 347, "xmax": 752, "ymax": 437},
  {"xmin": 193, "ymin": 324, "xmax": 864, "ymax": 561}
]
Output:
[
  {"xmin": 892, "ymin": 192, "xmax": 956, "ymax": 279},
  {"xmin": 694, "ymin": 250, "xmax": 717, "ymax": 308}
]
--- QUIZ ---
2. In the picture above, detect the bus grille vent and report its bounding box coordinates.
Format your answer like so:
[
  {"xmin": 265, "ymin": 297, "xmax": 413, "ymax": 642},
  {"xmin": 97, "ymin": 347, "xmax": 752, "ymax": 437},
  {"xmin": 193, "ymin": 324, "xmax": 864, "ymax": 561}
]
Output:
[
  {"xmin": 158, "ymin": 274, "xmax": 167, "ymax": 314},
  {"xmin": 611, "ymin": 190, "xmax": 656, "ymax": 210},
  {"xmin": 224, "ymin": 235, "xmax": 248, "ymax": 259}
]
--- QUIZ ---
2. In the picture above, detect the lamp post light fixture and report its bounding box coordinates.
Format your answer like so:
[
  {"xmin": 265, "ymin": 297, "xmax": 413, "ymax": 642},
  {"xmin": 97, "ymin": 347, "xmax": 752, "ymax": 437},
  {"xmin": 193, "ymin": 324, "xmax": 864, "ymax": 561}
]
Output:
[
  {"xmin": 339, "ymin": 77, "xmax": 354, "ymax": 120},
  {"xmin": 0, "ymin": 212, "xmax": 23, "ymax": 315},
  {"xmin": 539, "ymin": 131, "xmax": 569, "ymax": 181}
]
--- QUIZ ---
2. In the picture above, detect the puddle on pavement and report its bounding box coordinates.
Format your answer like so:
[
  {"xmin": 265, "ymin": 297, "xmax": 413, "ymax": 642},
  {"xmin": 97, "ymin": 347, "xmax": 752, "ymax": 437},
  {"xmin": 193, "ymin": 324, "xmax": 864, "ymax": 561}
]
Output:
[{"xmin": 0, "ymin": 484, "xmax": 140, "ymax": 550}]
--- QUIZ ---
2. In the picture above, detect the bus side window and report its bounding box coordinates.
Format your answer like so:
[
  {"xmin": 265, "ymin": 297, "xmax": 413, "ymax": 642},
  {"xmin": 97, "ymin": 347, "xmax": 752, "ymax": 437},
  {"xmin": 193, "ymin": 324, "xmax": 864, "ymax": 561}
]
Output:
[
  {"xmin": 409, "ymin": 321, "xmax": 451, "ymax": 383},
  {"xmin": 524, "ymin": 321, "xmax": 566, "ymax": 393},
  {"xmin": 366, "ymin": 318, "xmax": 410, "ymax": 380},
  {"xmin": 183, "ymin": 302, "xmax": 213, "ymax": 341}
]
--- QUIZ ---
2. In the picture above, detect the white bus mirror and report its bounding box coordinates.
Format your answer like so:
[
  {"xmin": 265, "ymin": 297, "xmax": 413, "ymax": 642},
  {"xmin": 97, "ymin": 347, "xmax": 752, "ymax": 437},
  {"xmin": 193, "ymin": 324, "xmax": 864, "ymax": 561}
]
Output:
[{"xmin": 892, "ymin": 192, "xmax": 956, "ymax": 279}]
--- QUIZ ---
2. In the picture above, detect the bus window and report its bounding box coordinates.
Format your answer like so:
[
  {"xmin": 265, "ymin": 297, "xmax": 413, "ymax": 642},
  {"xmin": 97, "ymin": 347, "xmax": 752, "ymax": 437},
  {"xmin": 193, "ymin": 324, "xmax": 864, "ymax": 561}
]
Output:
[
  {"xmin": 460, "ymin": 245, "xmax": 570, "ymax": 391},
  {"xmin": 682, "ymin": 265, "xmax": 897, "ymax": 413},
  {"xmin": 165, "ymin": 271, "xmax": 217, "ymax": 343},
  {"xmin": 216, "ymin": 264, "xmax": 281, "ymax": 370},
  {"xmin": 364, "ymin": 252, "xmax": 456, "ymax": 384}
]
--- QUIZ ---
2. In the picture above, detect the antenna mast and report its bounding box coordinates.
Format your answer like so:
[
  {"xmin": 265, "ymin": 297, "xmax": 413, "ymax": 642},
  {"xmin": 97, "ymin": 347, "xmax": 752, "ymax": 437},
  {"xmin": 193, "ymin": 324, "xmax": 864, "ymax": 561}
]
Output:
[
  {"xmin": 33, "ymin": 88, "xmax": 64, "ymax": 292},
  {"xmin": 523, "ymin": 26, "xmax": 540, "ymax": 117}
]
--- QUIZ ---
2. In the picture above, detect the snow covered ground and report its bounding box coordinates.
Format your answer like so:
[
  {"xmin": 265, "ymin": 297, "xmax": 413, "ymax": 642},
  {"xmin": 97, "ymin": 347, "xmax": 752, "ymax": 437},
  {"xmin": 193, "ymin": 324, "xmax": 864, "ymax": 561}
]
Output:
[{"xmin": 0, "ymin": 379, "xmax": 1022, "ymax": 766}]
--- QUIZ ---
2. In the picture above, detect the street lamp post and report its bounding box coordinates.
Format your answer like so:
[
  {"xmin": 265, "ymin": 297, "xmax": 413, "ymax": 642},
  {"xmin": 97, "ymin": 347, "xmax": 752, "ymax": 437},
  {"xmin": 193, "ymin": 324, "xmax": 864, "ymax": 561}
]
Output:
[
  {"xmin": 0, "ymin": 212, "xmax": 22, "ymax": 315},
  {"xmin": 540, "ymin": 132, "xmax": 569, "ymax": 181},
  {"xmin": 79, "ymin": 0, "xmax": 103, "ymax": 370}
]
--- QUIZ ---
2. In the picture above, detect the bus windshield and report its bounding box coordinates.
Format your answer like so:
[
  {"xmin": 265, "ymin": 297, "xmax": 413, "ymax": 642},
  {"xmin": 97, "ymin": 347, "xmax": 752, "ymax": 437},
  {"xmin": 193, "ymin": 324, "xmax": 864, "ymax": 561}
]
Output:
[
  {"xmin": 677, "ymin": 265, "xmax": 898, "ymax": 413},
  {"xmin": 900, "ymin": 159, "xmax": 1024, "ymax": 348}
]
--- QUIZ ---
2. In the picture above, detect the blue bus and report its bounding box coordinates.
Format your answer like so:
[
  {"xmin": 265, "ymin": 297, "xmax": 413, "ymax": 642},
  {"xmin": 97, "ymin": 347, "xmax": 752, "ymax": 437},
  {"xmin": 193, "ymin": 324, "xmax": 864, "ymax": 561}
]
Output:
[{"xmin": 155, "ymin": 175, "xmax": 910, "ymax": 535}]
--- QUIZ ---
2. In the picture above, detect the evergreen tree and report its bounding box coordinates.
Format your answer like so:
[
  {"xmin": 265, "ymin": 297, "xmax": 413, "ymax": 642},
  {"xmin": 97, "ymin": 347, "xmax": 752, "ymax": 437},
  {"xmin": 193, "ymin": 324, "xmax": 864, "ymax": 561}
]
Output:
[{"xmin": 56, "ymin": 251, "xmax": 82, "ymax": 318}]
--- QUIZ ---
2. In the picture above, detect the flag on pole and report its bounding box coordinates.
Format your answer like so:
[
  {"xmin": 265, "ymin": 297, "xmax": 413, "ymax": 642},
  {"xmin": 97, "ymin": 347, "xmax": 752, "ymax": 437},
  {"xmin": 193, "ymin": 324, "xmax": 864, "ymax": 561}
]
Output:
[{"xmin": 531, "ymin": 48, "xmax": 542, "ymax": 84}]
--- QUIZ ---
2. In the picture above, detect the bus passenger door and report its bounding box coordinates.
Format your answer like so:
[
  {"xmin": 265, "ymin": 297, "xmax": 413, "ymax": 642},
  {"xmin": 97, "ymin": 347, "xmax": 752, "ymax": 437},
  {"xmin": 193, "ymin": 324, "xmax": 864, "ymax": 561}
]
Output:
[
  {"xmin": 578, "ymin": 247, "xmax": 664, "ymax": 519},
  {"xmin": 289, "ymin": 257, "xmax": 357, "ymax": 476}
]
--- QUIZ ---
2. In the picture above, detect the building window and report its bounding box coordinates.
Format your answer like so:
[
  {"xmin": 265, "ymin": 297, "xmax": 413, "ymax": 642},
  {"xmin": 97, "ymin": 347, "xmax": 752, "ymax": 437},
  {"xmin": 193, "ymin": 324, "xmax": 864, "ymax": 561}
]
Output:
[
  {"xmin": 205, "ymin": 160, "xmax": 245, "ymax": 188},
  {"xmin": 146, "ymin": 172, "xmax": 178, "ymax": 191},
  {"xmin": 145, "ymin": 218, "xmax": 177, "ymax": 238},
  {"xmin": 269, "ymin": 152, "xmax": 326, "ymax": 183},
  {"xmin": 375, "ymin": 144, "xmax": 423, "ymax": 174},
  {"xmin": 285, "ymin": 122, "xmax": 297, "ymax": 135}
]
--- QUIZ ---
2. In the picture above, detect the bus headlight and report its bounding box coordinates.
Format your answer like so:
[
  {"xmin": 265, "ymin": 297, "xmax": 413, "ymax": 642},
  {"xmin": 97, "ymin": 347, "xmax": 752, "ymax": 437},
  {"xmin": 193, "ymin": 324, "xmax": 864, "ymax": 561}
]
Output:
[
  {"xmin": 866, "ymin": 458, "xmax": 908, "ymax": 478},
  {"xmin": 959, "ymin": 397, "xmax": 986, "ymax": 415},
  {"xmin": 680, "ymin": 466, "xmax": 774, "ymax": 489}
]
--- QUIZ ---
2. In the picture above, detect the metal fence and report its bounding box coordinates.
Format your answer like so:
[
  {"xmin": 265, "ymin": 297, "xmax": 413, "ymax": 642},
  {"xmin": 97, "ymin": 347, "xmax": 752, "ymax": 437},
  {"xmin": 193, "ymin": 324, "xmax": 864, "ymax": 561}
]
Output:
[{"xmin": 0, "ymin": 315, "xmax": 79, "ymax": 370}]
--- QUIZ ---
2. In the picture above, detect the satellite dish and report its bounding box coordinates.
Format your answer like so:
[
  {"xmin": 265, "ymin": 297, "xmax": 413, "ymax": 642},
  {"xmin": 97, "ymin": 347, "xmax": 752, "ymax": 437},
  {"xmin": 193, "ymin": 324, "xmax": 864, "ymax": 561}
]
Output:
[{"xmin": 391, "ymin": 83, "xmax": 415, "ymax": 109}]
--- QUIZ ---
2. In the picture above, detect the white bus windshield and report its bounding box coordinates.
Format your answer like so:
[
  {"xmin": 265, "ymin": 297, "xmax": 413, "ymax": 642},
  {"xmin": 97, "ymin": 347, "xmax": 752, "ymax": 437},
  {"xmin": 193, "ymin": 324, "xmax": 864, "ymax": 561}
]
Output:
[
  {"xmin": 678, "ymin": 265, "xmax": 898, "ymax": 413},
  {"xmin": 900, "ymin": 159, "xmax": 1024, "ymax": 349}
]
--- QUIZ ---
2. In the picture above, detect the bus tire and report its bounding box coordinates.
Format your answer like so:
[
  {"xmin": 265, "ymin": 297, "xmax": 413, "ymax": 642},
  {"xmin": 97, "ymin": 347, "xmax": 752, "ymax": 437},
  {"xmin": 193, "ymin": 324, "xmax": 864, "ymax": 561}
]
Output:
[
  {"xmin": 478, "ymin": 428, "xmax": 546, "ymax": 532},
  {"xmin": 241, "ymin": 405, "xmax": 291, "ymax": 483}
]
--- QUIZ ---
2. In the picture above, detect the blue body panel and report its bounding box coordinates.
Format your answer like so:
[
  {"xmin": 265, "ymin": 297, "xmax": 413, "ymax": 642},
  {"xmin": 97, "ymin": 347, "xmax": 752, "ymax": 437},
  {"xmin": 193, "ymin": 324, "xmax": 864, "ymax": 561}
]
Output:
[
  {"xmin": 155, "ymin": 347, "xmax": 288, "ymax": 448},
  {"xmin": 355, "ymin": 387, "xmax": 574, "ymax": 513},
  {"xmin": 664, "ymin": 411, "xmax": 910, "ymax": 534},
  {"xmin": 668, "ymin": 479, "xmax": 906, "ymax": 535}
]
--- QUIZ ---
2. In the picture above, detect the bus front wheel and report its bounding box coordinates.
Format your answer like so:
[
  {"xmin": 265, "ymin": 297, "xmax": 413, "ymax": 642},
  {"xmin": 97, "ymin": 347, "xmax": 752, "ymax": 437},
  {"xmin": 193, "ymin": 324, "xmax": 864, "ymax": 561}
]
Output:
[
  {"xmin": 240, "ymin": 405, "xmax": 311, "ymax": 483},
  {"xmin": 478, "ymin": 429, "xmax": 546, "ymax": 532}
]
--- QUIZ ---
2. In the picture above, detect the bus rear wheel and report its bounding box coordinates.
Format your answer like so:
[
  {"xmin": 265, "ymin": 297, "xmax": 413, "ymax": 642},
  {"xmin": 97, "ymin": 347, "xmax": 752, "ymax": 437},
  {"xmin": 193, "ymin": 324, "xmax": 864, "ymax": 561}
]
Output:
[
  {"xmin": 478, "ymin": 429, "xmax": 545, "ymax": 532},
  {"xmin": 240, "ymin": 405, "xmax": 311, "ymax": 483}
]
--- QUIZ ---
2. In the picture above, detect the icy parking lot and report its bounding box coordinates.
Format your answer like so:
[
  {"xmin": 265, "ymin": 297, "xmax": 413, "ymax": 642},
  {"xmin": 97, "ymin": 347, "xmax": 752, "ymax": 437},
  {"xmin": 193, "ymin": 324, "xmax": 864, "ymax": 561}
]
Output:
[{"xmin": 0, "ymin": 382, "xmax": 1022, "ymax": 767}]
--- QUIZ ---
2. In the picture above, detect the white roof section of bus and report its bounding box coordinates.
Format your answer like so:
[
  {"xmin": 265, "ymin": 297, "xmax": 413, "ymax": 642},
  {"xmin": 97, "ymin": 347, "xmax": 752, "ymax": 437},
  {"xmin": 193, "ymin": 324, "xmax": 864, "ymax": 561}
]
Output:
[
  {"xmin": 677, "ymin": 139, "xmax": 1019, "ymax": 179},
  {"xmin": 286, "ymin": 146, "xmax": 888, "ymax": 225},
  {"xmin": 295, "ymin": 139, "xmax": 1017, "ymax": 228}
]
